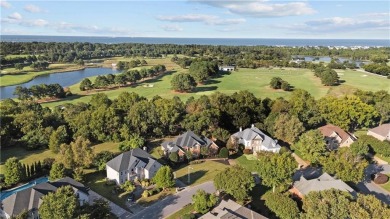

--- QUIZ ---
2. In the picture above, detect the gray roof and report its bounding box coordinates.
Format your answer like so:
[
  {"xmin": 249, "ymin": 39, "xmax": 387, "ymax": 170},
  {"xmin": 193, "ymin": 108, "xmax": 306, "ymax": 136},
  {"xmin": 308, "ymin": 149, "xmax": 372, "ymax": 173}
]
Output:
[
  {"xmin": 162, "ymin": 131, "xmax": 215, "ymax": 152},
  {"xmin": 200, "ymin": 199, "xmax": 267, "ymax": 219},
  {"xmin": 232, "ymin": 127, "xmax": 281, "ymax": 150},
  {"xmin": 1, "ymin": 177, "xmax": 88, "ymax": 217},
  {"xmin": 106, "ymin": 148, "xmax": 161, "ymax": 172},
  {"xmin": 368, "ymin": 123, "xmax": 390, "ymax": 138},
  {"xmin": 293, "ymin": 173, "xmax": 355, "ymax": 196}
]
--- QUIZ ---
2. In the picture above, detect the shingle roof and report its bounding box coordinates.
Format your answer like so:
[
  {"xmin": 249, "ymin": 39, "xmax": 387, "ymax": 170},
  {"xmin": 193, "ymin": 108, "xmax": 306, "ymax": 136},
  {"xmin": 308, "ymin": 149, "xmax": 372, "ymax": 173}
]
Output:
[
  {"xmin": 200, "ymin": 199, "xmax": 267, "ymax": 219},
  {"xmin": 1, "ymin": 177, "xmax": 88, "ymax": 217},
  {"xmin": 368, "ymin": 123, "xmax": 390, "ymax": 138},
  {"xmin": 318, "ymin": 124, "xmax": 355, "ymax": 144},
  {"xmin": 232, "ymin": 127, "xmax": 280, "ymax": 150},
  {"xmin": 293, "ymin": 173, "xmax": 355, "ymax": 196},
  {"xmin": 162, "ymin": 131, "xmax": 215, "ymax": 153},
  {"xmin": 106, "ymin": 148, "xmax": 161, "ymax": 172}
]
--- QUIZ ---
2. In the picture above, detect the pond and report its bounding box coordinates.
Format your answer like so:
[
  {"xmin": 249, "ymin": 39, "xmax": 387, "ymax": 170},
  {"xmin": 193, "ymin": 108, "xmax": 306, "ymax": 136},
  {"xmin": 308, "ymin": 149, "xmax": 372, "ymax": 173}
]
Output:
[{"xmin": 0, "ymin": 67, "xmax": 119, "ymax": 99}]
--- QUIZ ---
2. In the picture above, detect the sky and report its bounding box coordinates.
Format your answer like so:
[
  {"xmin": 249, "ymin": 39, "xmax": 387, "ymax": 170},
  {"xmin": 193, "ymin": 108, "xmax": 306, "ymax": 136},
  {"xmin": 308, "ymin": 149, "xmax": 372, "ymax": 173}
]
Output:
[{"xmin": 0, "ymin": 0, "xmax": 389, "ymax": 39}]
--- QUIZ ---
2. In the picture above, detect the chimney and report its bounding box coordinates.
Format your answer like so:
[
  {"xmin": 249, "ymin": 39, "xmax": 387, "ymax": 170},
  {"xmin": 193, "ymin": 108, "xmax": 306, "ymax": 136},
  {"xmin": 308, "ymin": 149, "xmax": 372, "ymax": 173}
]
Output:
[
  {"xmin": 251, "ymin": 124, "xmax": 254, "ymax": 128},
  {"xmin": 239, "ymin": 127, "xmax": 242, "ymax": 132}
]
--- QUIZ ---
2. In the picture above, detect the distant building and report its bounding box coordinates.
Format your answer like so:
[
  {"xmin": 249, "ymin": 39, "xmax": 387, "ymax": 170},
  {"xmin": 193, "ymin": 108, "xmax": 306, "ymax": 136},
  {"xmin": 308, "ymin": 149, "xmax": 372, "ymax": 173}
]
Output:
[
  {"xmin": 161, "ymin": 131, "xmax": 219, "ymax": 159},
  {"xmin": 367, "ymin": 123, "xmax": 390, "ymax": 141},
  {"xmin": 318, "ymin": 124, "xmax": 356, "ymax": 150},
  {"xmin": 106, "ymin": 148, "xmax": 162, "ymax": 185},
  {"xmin": 291, "ymin": 57, "xmax": 305, "ymax": 64},
  {"xmin": 200, "ymin": 199, "xmax": 268, "ymax": 219},
  {"xmin": 219, "ymin": 66, "xmax": 235, "ymax": 71},
  {"xmin": 231, "ymin": 124, "xmax": 281, "ymax": 154},
  {"xmin": 0, "ymin": 177, "xmax": 89, "ymax": 219},
  {"xmin": 289, "ymin": 172, "xmax": 356, "ymax": 199}
]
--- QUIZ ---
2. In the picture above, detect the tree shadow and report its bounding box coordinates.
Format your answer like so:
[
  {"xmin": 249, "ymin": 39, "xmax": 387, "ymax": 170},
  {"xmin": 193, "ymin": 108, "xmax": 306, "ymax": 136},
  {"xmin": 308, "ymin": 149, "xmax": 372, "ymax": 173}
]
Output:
[
  {"xmin": 192, "ymin": 86, "xmax": 218, "ymax": 93},
  {"xmin": 204, "ymin": 79, "xmax": 221, "ymax": 85},
  {"xmin": 41, "ymin": 94, "xmax": 86, "ymax": 105}
]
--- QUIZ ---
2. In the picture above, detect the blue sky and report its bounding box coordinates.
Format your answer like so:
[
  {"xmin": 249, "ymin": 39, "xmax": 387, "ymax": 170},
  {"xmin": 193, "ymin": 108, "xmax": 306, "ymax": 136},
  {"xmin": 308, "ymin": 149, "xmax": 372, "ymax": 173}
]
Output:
[{"xmin": 1, "ymin": 0, "xmax": 389, "ymax": 39}]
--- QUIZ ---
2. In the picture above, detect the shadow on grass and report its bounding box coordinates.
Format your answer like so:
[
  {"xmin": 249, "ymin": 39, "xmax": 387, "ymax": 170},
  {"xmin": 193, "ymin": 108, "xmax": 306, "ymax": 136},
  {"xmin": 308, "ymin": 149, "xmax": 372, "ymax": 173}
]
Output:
[
  {"xmin": 177, "ymin": 170, "xmax": 208, "ymax": 186},
  {"xmin": 193, "ymin": 86, "xmax": 218, "ymax": 93},
  {"xmin": 136, "ymin": 188, "xmax": 176, "ymax": 207}
]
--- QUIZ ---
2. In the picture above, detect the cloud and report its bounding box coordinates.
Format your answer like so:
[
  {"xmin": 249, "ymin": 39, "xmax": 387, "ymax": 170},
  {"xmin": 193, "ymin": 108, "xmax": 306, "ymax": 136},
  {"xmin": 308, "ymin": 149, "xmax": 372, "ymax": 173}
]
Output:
[
  {"xmin": 0, "ymin": 0, "xmax": 11, "ymax": 9},
  {"xmin": 8, "ymin": 12, "xmax": 22, "ymax": 20},
  {"xmin": 55, "ymin": 21, "xmax": 134, "ymax": 35},
  {"xmin": 24, "ymin": 4, "xmax": 46, "ymax": 13},
  {"xmin": 162, "ymin": 24, "xmax": 183, "ymax": 32},
  {"xmin": 157, "ymin": 14, "xmax": 245, "ymax": 25},
  {"xmin": 192, "ymin": 0, "xmax": 316, "ymax": 17},
  {"xmin": 276, "ymin": 15, "xmax": 390, "ymax": 33}
]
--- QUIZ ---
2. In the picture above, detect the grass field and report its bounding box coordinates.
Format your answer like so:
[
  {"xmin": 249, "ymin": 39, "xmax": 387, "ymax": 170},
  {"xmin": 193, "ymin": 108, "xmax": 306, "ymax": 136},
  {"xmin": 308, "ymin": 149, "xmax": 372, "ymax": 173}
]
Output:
[
  {"xmin": 174, "ymin": 160, "xmax": 229, "ymax": 186},
  {"xmin": 40, "ymin": 64, "xmax": 390, "ymax": 108},
  {"xmin": 380, "ymin": 174, "xmax": 390, "ymax": 192},
  {"xmin": 0, "ymin": 142, "xmax": 120, "ymax": 175},
  {"xmin": 236, "ymin": 154, "xmax": 260, "ymax": 173},
  {"xmin": 165, "ymin": 204, "xmax": 194, "ymax": 219}
]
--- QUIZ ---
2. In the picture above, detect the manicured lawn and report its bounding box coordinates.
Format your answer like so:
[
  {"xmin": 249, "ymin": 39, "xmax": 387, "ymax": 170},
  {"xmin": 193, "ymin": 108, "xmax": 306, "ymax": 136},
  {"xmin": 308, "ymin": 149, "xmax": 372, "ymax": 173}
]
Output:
[
  {"xmin": 0, "ymin": 63, "xmax": 87, "ymax": 86},
  {"xmin": 136, "ymin": 188, "xmax": 175, "ymax": 206},
  {"xmin": 375, "ymin": 154, "xmax": 390, "ymax": 164},
  {"xmin": 236, "ymin": 154, "xmax": 259, "ymax": 173},
  {"xmin": 175, "ymin": 160, "xmax": 229, "ymax": 186},
  {"xmin": 0, "ymin": 142, "xmax": 120, "ymax": 175},
  {"xmin": 165, "ymin": 204, "xmax": 195, "ymax": 219},
  {"xmin": 84, "ymin": 171, "xmax": 130, "ymax": 210},
  {"xmin": 380, "ymin": 174, "xmax": 390, "ymax": 192}
]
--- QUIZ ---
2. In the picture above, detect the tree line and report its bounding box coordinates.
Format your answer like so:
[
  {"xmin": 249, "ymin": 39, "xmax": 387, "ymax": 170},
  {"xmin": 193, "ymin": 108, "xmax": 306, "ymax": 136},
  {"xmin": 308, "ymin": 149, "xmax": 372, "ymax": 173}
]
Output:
[{"xmin": 14, "ymin": 83, "xmax": 69, "ymax": 100}]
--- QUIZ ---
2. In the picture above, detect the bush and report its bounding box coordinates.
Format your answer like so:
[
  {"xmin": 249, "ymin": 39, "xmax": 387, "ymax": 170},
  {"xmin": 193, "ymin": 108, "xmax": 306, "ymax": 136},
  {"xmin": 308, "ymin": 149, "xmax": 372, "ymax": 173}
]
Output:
[
  {"xmin": 182, "ymin": 214, "xmax": 195, "ymax": 219},
  {"xmin": 219, "ymin": 147, "xmax": 229, "ymax": 158},
  {"xmin": 243, "ymin": 149, "xmax": 252, "ymax": 154},
  {"xmin": 373, "ymin": 173, "xmax": 389, "ymax": 184},
  {"xmin": 141, "ymin": 180, "xmax": 150, "ymax": 188},
  {"xmin": 142, "ymin": 190, "xmax": 149, "ymax": 198}
]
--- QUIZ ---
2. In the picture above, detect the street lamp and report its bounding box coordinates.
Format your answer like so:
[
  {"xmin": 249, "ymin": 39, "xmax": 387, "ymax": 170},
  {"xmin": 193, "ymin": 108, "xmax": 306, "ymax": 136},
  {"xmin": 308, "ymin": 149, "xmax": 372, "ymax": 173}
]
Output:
[{"xmin": 187, "ymin": 166, "xmax": 194, "ymax": 184}]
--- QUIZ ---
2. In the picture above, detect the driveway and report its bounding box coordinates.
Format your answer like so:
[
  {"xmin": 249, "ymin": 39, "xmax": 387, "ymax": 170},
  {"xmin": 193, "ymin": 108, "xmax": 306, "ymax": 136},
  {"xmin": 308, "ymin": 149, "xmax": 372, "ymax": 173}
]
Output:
[
  {"xmin": 124, "ymin": 181, "xmax": 215, "ymax": 219},
  {"xmin": 355, "ymin": 164, "xmax": 390, "ymax": 205},
  {"xmin": 88, "ymin": 189, "xmax": 132, "ymax": 218}
]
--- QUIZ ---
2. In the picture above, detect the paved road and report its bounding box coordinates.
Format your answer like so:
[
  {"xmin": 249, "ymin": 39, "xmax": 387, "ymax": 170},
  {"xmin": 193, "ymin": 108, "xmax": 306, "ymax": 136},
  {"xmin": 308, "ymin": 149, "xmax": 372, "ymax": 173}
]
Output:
[
  {"xmin": 88, "ymin": 190, "xmax": 131, "ymax": 218},
  {"xmin": 355, "ymin": 164, "xmax": 390, "ymax": 205},
  {"xmin": 124, "ymin": 181, "xmax": 215, "ymax": 219}
]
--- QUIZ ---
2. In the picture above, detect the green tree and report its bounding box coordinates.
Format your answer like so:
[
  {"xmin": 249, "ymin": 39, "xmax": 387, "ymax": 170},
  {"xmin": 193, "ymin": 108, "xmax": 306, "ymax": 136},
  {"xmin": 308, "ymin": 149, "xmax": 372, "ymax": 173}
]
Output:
[
  {"xmin": 171, "ymin": 73, "xmax": 196, "ymax": 92},
  {"xmin": 185, "ymin": 150, "xmax": 193, "ymax": 161},
  {"xmin": 292, "ymin": 130, "xmax": 327, "ymax": 164},
  {"xmin": 348, "ymin": 194, "xmax": 390, "ymax": 219},
  {"xmin": 14, "ymin": 63, "xmax": 24, "ymax": 70},
  {"xmin": 262, "ymin": 191, "xmax": 299, "ymax": 219},
  {"xmin": 214, "ymin": 165, "xmax": 255, "ymax": 201},
  {"xmin": 169, "ymin": 152, "xmax": 179, "ymax": 163},
  {"xmin": 114, "ymin": 74, "xmax": 127, "ymax": 87},
  {"xmin": 118, "ymin": 134, "xmax": 145, "ymax": 151},
  {"xmin": 192, "ymin": 189, "xmax": 218, "ymax": 214},
  {"xmin": 49, "ymin": 162, "xmax": 65, "ymax": 181},
  {"xmin": 218, "ymin": 147, "xmax": 229, "ymax": 158},
  {"xmin": 72, "ymin": 167, "xmax": 84, "ymax": 182},
  {"xmin": 87, "ymin": 198, "xmax": 111, "ymax": 219},
  {"xmin": 4, "ymin": 157, "xmax": 24, "ymax": 186},
  {"xmin": 79, "ymin": 78, "xmax": 93, "ymax": 91},
  {"xmin": 153, "ymin": 166, "xmax": 175, "ymax": 189},
  {"xmin": 289, "ymin": 89, "xmax": 323, "ymax": 128},
  {"xmin": 93, "ymin": 151, "xmax": 115, "ymax": 171},
  {"xmin": 256, "ymin": 152, "xmax": 296, "ymax": 192},
  {"xmin": 120, "ymin": 181, "xmax": 136, "ymax": 193},
  {"xmin": 49, "ymin": 125, "xmax": 69, "ymax": 153},
  {"xmin": 273, "ymin": 113, "xmax": 305, "ymax": 144},
  {"xmin": 350, "ymin": 141, "xmax": 369, "ymax": 156},
  {"xmin": 321, "ymin": 148, "xmax": 368, "ymax": 183},
  {"xmin": 39, "ymin": 186, "xmax": 79, "ymax": 219},
  {"xmin": 301, "ymin": 189, "xmax": 353, "ymax": 219},
  {"xmin": 270, "ymin": 77, "xmax": 283, "ymax": 89}
]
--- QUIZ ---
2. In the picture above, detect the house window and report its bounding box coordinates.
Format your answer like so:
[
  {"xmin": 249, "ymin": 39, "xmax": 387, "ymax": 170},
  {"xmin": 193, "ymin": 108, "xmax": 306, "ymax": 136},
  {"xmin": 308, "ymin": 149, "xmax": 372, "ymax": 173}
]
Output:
[{"xmin": 121, "ymin": 172, "xmax": 123, "ymax": 175}]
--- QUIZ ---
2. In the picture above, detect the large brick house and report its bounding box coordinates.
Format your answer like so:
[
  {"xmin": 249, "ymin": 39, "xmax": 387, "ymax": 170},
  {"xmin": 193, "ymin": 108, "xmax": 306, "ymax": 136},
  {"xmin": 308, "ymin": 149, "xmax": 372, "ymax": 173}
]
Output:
[{"xmin": 318, "ymin": 124, "xmax": 356, "ymax": 150}]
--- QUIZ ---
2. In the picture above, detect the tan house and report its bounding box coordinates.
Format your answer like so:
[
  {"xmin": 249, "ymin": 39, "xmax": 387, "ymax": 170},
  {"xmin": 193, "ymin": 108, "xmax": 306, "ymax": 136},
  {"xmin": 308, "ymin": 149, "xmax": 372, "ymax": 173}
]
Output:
[
  {"xmin": 318, "ymin": 124, "xmax": 356, "ymax": 150},
  {"xmin": 367, "ymin": 123, "xmax": 390, "ymax": 141},
  {"xmin": 161, "ymin": 131, "xmax": 219, "ymax": 159},
  {"xmin": 290, "ymin": 173, "xmax": 356, "ymax": 199}
]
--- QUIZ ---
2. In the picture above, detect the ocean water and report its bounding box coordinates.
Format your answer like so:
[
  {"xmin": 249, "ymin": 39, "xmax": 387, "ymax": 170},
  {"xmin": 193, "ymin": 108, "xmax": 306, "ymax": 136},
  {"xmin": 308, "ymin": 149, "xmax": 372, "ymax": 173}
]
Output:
[{"xmin": 1, "ymin": 35, "xmax": 389, "ymax": 47}]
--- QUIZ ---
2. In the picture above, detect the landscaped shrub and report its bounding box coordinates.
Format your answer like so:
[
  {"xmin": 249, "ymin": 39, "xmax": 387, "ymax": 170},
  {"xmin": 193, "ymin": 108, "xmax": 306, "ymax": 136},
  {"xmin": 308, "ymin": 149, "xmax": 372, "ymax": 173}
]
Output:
[
  {"xmin": 182, "ymin": 214, "xmax": 195, "ymax": 219},
  {"xmin": 243, "ymin": 149, "xmax": 252, "ymax": 154},
  {"xmin": 141, "ymin": 179, "xmax": 150, "ymax": 188},
  {"xmin": 142, "ymin": 190, "xmax": 149, "ymax": 198},
  {"xmin": 373, "ymin": 173, "xmax": 389, "ymax": 184},
  {"xmin": 219, "ymin": 147, "xmax": 229, "ymax": 158}
]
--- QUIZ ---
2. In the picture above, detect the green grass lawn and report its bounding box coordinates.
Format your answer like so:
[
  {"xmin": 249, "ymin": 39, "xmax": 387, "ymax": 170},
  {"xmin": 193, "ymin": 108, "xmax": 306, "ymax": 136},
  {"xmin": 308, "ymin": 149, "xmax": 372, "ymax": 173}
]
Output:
[
  {"xmin": 236, "ymin": 154, "xmax": 259, "ymax": 173},
  {"xmin": 1, "ymin": 63, "xmax": 87, "ymax": 86},
  {"xmin": 0, "ymin": 142, "xmax": 120, "ymax": 175},
  {"xmin": 136, "ymin": 188, "xmax": 175, "ymax": 207},
  {"xmin": 41, "ymin": 66, "xmax": 389, "ymax": 108},
  {"xmin": 84, "ymin": 171, "xmax": 130, "ymax": 210},
  {"xmin": 174, "ymin": 160, "xmax": 229, "ymax": 186},
  {"xmin": 165, "ymin": 204, "xmax": 195, "ymax": 219}
]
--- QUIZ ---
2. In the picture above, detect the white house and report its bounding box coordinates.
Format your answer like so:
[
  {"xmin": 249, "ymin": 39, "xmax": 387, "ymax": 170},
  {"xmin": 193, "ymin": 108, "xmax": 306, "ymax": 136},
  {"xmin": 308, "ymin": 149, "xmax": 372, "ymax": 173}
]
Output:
[
  {"xmin": 367, "ymin": 123, "xmax": 390, "ymax": 141},
  {"xmin": 0, "ymin": 177, "xmax": 89, "ymax": 219},
  {"xmin": 219, "ymin": 66, "xmax": 235, "ymax": 71},
  {"xmin": 106, "ymin": 148, "xmax": 162, "ymax": 185},
  {"xmin": 231, "ymin": 124, "xmax": 281, "ymax": 154}
]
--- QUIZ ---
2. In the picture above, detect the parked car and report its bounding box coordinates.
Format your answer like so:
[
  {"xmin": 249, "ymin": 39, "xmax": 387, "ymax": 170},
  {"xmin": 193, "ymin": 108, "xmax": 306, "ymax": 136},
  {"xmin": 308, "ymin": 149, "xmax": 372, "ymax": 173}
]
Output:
[{"xmin": 127, "ymin": 193, "xmax": 135, "ymax": 202}]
